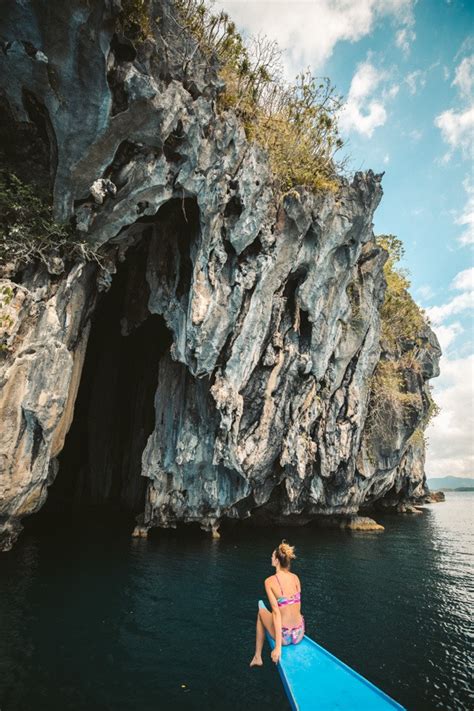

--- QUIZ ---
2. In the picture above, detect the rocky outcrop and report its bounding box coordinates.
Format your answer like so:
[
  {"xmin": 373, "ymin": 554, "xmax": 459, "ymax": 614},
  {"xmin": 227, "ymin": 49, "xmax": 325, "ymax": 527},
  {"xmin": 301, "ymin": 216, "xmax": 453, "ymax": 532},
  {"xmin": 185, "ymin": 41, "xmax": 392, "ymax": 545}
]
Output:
[
  {"xmin": 316, "ymin": 516, "xmax": 384, "ymax": 532},
  {"xmin": 424, "ymin": 490, "xmax": 445, "ymax": 503},
  {"xmin": 0, "ymin": 0, "xmax": 441, "ymax": 550}
]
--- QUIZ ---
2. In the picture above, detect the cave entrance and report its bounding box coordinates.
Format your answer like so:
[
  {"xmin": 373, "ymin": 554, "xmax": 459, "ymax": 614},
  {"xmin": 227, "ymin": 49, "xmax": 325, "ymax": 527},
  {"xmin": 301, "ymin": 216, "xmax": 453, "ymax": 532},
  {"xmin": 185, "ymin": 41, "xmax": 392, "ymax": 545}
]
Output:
[
  {"xmin": 24, "ymin": 196, "xmax": 201, "ymax": 534},
  {"xmin": 36, "ymin": 233, "xmax": 172, "ymax": 522}
]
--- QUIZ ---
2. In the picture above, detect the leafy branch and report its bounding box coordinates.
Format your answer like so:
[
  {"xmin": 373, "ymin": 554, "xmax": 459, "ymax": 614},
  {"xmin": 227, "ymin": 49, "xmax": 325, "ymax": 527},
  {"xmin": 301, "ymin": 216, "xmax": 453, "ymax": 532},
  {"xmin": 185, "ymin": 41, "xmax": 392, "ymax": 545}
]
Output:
[
  {"xmin": 175, "ymin": 0, "xmax": 348, "ymax": 193},
  {"xmin": 0, "ymin": 171, "xmax": 104, "ymax": 274}
]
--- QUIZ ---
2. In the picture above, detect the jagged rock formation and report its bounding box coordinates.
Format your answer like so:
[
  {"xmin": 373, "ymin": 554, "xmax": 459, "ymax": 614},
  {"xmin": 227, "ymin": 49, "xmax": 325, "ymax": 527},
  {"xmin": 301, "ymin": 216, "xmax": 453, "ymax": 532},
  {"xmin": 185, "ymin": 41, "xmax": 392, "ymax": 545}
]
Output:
[{"xmin": 0, "ymin": 0, "xmax": 441, "ymax": 551}]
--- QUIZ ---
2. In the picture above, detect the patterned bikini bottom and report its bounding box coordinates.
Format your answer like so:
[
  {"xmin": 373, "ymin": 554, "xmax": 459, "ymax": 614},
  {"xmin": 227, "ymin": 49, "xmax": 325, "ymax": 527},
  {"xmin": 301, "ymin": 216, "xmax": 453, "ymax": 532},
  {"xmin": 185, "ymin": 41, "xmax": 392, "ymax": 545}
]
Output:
[{"xmin": 281, "ymin": 615, "xmax": 305, "ymax": 646}]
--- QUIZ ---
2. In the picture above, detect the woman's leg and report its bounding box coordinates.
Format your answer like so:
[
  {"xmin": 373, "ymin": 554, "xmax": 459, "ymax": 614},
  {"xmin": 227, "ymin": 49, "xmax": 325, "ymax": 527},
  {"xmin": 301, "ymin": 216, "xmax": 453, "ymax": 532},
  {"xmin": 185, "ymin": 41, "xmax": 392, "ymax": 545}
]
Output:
[{"xmin": 250, "ymin": 608, "xmax": 276, "ymax": 666}]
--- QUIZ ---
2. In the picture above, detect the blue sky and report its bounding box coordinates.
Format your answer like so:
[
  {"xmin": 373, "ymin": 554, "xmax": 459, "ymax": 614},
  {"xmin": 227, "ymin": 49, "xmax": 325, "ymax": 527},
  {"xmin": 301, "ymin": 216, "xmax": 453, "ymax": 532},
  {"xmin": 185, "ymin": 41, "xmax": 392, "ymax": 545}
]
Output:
[{"xmin": 216, "ymin": 0, "xmax": 473, "ymax": 477}]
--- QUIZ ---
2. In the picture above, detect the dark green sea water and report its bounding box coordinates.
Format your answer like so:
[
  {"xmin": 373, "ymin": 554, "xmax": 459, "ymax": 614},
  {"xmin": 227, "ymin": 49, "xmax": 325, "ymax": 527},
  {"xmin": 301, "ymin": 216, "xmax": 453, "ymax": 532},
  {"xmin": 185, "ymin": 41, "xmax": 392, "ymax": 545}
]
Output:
[{"xmin": 0, "ymin": 492, "xmax": 472, "ymax": 711}]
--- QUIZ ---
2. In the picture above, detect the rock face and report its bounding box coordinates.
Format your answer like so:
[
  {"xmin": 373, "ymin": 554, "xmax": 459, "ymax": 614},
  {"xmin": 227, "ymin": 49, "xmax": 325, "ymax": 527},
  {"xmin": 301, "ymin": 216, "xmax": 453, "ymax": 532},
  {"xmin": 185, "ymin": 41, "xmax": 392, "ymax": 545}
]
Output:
[
  {"xmin": 0, "ymin": 263, "xmax": 97, "ymax": 549},
  {"xmin": 0, "ymin": 0, "xmax": 442, "ymax": 550}
]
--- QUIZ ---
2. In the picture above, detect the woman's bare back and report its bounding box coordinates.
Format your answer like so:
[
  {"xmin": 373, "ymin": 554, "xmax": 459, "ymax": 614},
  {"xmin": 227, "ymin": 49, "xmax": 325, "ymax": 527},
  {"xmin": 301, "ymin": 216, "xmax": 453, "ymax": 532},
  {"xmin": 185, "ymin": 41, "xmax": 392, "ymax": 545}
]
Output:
[{"xmin": 268, "ymin": 571, "xmax": 302, "ymax": 626}]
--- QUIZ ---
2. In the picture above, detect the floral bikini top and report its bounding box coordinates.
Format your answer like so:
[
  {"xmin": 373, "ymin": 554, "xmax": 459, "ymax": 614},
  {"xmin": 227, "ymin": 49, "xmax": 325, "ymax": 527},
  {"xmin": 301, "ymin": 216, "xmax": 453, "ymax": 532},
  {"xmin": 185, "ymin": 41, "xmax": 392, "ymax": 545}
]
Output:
[{"xmin": 275, "ymin": 573, "xmax": 301, "ymax": 607}]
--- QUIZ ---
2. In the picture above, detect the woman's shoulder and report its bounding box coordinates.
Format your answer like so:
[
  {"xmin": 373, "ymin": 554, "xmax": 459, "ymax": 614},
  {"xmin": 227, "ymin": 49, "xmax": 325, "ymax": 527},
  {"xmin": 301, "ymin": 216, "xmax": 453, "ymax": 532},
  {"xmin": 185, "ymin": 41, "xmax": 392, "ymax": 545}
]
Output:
[
  {"xmin": 292, "ymin": 572, "xmax": 301, "ymax": 587},
  {"xmin": 265, "ymin": 574, "xmax": 279, "ymax": 590}
]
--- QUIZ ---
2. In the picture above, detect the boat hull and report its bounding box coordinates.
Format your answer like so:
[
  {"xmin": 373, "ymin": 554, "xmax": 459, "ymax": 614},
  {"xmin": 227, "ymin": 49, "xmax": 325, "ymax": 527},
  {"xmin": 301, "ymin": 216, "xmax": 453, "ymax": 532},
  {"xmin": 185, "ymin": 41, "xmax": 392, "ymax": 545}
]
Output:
[{"xmin": 258, "ymin": 600, "xmax": 406, "ymax": 711}]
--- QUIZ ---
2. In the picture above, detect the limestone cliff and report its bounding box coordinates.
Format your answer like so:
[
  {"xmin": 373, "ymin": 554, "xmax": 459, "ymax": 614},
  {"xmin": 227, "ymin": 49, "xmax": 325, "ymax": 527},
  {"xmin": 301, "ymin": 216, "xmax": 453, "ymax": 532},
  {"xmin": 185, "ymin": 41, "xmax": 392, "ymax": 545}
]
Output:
[{"xmin": 0, "ymin": 0, "xmax": 441, "ymax": 551}]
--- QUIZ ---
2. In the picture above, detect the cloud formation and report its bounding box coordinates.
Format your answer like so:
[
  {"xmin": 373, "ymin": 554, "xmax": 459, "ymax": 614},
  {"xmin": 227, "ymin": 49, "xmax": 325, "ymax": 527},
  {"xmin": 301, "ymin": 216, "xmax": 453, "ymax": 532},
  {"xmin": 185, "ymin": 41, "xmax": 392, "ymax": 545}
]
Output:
[
  {"xmin": 417, "ymin": 284, "xmax": 435, "ymax": 300},
  {"xmin": 425, "ymin": 266, "xmax": 473, "ymax": 477},
  {"xmin": 426, "ymin": 290, "xmax": 474, "ymax": 325},
  {"xmin": 435, "ymin": 50, "xmax": 474, "ymax": 160},
  {"xmin": 432, "ymin": 322, "xmax": 464, "ymax": 352},
  {"xmin": 214, "ymin": 0, "xmax": 416, "ymax": 72},
  {"xmin": 425, "ymin": 354, "xmax": 474, "ymax": 478},
  {"xmin": 435, "ymin": 48, "xmax": 474, "ymax": 254},
  {"xmin": 405, "ymin": 69, "xmax": 427, "ymax": 94},
  {"xmin": 454, "ymin": 178, "xmax": 474, "ymax": 246},
  {"xmin": 452, "ymin": 55, "xmax": 474, "ymax": 99},
  {"xmin": 435, "ymin": 105, "xmax": 474, "ymax": 158},
  {"xmin": 395, "ymin": 27, "xmax": 416, "ymax": 56},
  {"xmin": 426, "ymin": 267, "xmax": 474, "ymax": 477},
  {"xmin": 338, "ymin": 61, "xmax": 392, "ymax": 137},
  {"xmin": 451, "ymin": 266, "xmax": 474, "ymax": 291}
]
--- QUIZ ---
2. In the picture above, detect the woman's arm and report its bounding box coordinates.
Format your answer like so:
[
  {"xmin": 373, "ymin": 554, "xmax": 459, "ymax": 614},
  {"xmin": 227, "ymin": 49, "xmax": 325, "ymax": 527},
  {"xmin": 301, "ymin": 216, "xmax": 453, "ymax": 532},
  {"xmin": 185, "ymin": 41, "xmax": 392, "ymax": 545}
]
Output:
[{"xmin": 265, "ymin": 578, "xmax": 282, "ymax": 662}]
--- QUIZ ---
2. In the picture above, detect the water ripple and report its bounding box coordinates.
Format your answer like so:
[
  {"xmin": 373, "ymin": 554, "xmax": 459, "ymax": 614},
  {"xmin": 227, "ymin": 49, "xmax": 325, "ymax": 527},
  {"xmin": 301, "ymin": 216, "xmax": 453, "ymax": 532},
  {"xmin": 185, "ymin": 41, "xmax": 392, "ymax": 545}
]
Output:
[{"xmin": 0, "ymin": 492, "xmax": 473, "ymax": 710}]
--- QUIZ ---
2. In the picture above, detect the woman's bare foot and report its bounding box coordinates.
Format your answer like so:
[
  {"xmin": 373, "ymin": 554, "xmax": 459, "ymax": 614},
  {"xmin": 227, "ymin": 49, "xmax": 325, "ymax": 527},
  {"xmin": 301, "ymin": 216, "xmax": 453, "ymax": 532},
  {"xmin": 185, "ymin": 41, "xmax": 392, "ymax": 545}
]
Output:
[{"xmin": 249, "ymin": 654, "xmax": 263, "ymax": 667}]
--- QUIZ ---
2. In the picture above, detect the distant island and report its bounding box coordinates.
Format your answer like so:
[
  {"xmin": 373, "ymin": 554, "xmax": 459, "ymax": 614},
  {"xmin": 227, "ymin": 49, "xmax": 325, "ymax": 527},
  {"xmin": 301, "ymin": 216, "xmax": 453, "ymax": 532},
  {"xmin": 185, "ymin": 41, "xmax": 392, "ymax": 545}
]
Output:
[{"xmin": 427, "ymin": 476, "xmax": 474, "ymax": 491}]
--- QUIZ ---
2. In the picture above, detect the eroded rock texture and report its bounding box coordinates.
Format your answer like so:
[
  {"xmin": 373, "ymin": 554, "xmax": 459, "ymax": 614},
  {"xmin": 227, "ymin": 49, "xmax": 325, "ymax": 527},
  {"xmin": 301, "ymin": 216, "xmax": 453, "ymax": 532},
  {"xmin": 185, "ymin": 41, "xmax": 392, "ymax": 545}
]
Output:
[{"xmin": 0, "ymin": 0, "xmax": 441, "ymax": 550}]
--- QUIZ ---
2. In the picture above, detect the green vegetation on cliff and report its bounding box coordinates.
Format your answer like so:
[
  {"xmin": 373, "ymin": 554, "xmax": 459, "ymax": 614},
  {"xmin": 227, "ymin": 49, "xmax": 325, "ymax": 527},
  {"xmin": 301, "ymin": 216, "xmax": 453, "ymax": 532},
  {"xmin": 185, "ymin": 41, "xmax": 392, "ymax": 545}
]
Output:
[
  {"xmin": 0, "ymin": 172, "xmax": 101, "ymax": 272},
  {"xmin": 366, "ymin": 234, "xmax": 440, "ymax": 444},
  {"xmin": 376, "ymin": 234, "xmax": 432, "ymax": 352},
  {"xmin": 118, "ymin": 0, "xmax": 152, "ymax": 40},
  {"xmin": 175, "ymin": 0, "xmax": 347, "ymax": 193}
]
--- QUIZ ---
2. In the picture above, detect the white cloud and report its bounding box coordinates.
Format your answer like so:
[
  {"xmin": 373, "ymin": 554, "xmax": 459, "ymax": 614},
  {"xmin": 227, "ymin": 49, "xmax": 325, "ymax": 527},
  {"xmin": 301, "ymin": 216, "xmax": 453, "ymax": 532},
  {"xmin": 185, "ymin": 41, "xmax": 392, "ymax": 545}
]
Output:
[
  {"xmin": 425, "ymin": 264, "xmax": 473, "ymax": 327},
  {"xmin": 405, "ymin": 69, "xmax": 427, "ymax": 94},
  {"xmin": 451, "ymin": 266, "xmax": 474, "ymax": 291},
  {"xmin": 454, "ymin": 36, "xmax": 474, "ymax": 62},
  {"xmin": 426, "ymin": 291, "xmax": 474, "ymax": 326},
  {"xmin": 350, "ymin": 61, "xmax": 385, "ymax": 99},
  {"xmin": 425, "ymin": 263, "xmax": 474, "ymax": 478},
  {"xmin": 383, "ymin": 84, "xmax": 400, "ymax": 100},
  {"xmin": 395, "ymin": 27, "xmax": 416, "ymax": 56},
  {"xmin": 435, "ymin": 48, "xmax": 474, "ymax": 248},
  {"xmin": 338, "ymin": 61, "xmax": 391, "ymax": 137},
  {"xmin": 404, "ymin": 61, "xmax": 439, "ymax": 95},
  {"xmin": 341, "ymin": 100, "xmax": 387, "ymax": 138},
  {"xmin": 214, "ymin": 0, "xmax": 416, "ymax": 72},
  {"xmin": 425, "ymin": 353, "xmax": 474, "ymax": 478},
  {"xmin": 433, "ymin": 322, "xmax": 465, "ymax": 353},
  {"xmin": 383, "ymin": 153, "xmax": 390, "ymax": 164},
  {"xmin": 417, "ymin": 284, "xmax": 435, "ymax": 300},
  {"xmin": 452, "ymin": 55, "xmax": 474, "ymax": 99},
  {"xmin": 454, "ymin": 177, "xmax": 474, "ymax": 246},
  {"xmin": 435, "ymin": 50, "xmax": 474, "ymax": 162},
  {"xmin": 434, "ymin": 152, "xmax": 451, "ymax": 167},
  {"xmin": 435, "ymin": 105, "xmax": 474, "ymax": 159},
  {"xmin": 383, "ymin": 0, "xmax": 416, "ymax": 25}
]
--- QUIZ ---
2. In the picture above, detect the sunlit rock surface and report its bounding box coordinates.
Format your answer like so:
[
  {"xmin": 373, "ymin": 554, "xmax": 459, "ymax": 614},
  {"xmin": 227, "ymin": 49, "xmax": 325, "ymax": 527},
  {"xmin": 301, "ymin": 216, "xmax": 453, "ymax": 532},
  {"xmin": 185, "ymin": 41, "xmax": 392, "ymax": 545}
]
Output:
[{"xmin": 0, "ymin": 0, "xmax": 441, "ymax": 550}]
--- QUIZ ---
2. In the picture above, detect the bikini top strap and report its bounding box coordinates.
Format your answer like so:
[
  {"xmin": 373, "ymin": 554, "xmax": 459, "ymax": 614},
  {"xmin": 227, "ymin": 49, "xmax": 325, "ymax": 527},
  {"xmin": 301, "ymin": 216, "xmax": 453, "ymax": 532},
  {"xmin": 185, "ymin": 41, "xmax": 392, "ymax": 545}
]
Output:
[{"xmin": 275, "ymin": 573, "xmax": 284, "ymax": 595}]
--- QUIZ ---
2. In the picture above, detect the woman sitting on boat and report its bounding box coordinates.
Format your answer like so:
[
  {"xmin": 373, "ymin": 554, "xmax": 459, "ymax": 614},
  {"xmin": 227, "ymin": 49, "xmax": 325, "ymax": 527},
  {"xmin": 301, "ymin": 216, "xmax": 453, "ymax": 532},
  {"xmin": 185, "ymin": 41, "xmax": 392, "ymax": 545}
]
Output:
[{"xmin": 250, "ymin": 540, "xmax": 304, "ymax": 666}]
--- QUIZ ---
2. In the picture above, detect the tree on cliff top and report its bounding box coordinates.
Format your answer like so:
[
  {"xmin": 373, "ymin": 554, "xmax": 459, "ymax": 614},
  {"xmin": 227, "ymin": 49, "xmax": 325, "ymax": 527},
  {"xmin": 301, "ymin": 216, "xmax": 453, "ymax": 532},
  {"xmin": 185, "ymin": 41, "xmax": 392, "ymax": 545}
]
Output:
[{"xmin": 174, "ymin": 0, "xmax": 348, "ymax": 193}]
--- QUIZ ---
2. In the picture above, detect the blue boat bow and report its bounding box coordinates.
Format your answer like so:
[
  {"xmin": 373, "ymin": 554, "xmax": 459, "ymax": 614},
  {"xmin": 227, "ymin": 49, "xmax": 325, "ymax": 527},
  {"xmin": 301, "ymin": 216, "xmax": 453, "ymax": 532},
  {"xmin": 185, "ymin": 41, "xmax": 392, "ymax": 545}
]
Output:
[{"xmin": 258, "ymin": 600, "xmax": 406, "ymax": 711}]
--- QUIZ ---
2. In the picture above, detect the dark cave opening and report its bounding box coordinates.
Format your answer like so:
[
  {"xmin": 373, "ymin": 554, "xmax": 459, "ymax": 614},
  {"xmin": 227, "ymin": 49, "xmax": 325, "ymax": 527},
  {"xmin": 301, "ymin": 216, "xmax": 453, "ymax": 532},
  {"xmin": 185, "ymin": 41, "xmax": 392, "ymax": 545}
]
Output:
[
  {"xmin": 283, "ymin": 268, "xmax": 312, "ymax": 352},
  {"xmin": 30, "ymin": 234, "xmax": 172, "ymax": 525},
  {"xmin": 299, "ymin": 307, "xmax": 312, "ymax": 352}
]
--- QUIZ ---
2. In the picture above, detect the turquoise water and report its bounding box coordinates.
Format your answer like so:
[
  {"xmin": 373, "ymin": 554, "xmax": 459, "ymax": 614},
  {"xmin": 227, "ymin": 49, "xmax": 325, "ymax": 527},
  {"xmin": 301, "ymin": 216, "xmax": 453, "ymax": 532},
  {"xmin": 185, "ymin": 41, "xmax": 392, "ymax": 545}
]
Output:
[{"xmin": 0, "ymin": 492, "xmax": 472, "ymax": 710}]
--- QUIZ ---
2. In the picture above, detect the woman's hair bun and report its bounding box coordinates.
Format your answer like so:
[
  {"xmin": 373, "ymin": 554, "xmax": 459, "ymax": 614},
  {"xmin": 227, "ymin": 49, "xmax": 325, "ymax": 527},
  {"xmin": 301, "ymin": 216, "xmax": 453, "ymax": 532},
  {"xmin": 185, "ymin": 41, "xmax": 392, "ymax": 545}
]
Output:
[{"xmin": 278, "ymin": 539, "xmax": 296, "ymax": 560}]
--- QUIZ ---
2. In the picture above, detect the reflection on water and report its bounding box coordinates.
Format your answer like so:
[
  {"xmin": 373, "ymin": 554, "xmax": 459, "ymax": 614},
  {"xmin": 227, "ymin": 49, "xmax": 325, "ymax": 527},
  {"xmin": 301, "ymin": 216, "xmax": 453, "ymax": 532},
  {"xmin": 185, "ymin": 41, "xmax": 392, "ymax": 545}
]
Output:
[{"xmin": 0, "ymin": 492, "xmax": 473, "ymax": 710}]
